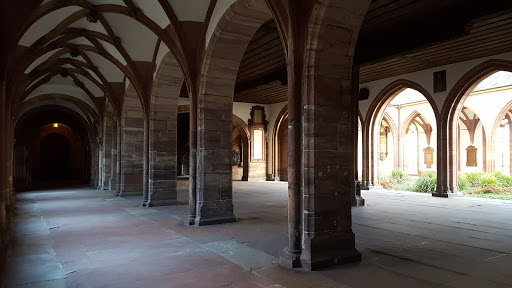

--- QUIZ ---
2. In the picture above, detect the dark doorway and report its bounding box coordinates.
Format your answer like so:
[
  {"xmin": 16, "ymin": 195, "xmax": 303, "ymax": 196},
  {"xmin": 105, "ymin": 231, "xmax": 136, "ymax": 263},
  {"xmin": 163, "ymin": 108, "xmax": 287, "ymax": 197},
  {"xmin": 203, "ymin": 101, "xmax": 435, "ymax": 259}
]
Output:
[{"xmin": 40, "ymin": 133, "xmax": 71, "ymax": 181}]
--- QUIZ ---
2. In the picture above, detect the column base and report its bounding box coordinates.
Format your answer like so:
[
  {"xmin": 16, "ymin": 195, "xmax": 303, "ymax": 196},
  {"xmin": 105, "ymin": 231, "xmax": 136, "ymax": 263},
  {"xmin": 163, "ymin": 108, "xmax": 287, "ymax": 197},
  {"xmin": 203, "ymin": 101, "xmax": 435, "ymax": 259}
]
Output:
[
  {"xmin": 142, "ymin": 199, "xmax": 179, "ymax": 207},
  {"xmin": 186, "ymin": 216, "xmax": 196, "ymax": 226},
  {"xmin": 352, "ymin": 196, "xmax": 365, "ymax": 207},
  {"xmin": 433, "ymin": 185, "xmax": 456, "ymax": 198},
  {"xmin": 279, "ymin": 248, "xmax": 301, "ymax": 268},
  {"xmin": 360, "ymin": 185, "xmax": 372, "ymax": 190},
  {"xmin": 118, "ymin": 191, "xmax": 142, "ymax": 197},
  {"xmin": 352, "ymin": 181, "xmax": 365, "ymax": 206},
  {"xmin": 300, "ymin": 248, "xmax": 361, "ymax": 270},
  {"xmin": 194, "ymin": 215, "xmax": 236, "ymax": 226},
  {"xmin": 432, "ymin": 192, "xmax": 449, "ymax": 198}
]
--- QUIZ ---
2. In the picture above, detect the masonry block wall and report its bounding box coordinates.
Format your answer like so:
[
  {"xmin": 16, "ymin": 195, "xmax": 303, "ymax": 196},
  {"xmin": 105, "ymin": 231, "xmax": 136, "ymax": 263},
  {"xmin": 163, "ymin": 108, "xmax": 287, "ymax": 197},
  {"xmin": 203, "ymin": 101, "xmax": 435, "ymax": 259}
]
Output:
[
  {"xmin": 120, "ymin": 84, "xmax": 145, "ymax": 196},
  {"xmin": 102, "ymin": 116, "xmax": 113, "ymax": 190},
  {"xmin": 146, "ymin": 53, "xmax": 183, "ymax": 207}
]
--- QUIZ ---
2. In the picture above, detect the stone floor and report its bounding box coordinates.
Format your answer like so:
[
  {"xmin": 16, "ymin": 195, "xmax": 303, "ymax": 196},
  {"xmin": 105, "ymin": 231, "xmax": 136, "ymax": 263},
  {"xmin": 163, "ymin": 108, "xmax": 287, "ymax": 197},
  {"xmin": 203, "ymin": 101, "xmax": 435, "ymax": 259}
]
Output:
[{"xmin": 5, "ymin": 181, "xmax": 512, "ymax": 288}]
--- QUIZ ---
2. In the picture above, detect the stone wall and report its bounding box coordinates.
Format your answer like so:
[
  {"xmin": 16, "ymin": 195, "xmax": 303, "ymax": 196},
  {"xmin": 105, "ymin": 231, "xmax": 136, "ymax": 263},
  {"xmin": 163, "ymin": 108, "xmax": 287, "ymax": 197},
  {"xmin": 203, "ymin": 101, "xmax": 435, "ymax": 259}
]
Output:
[{"xmin": 120, "ymin": 84, "xmax": 145, "ymax": 196}]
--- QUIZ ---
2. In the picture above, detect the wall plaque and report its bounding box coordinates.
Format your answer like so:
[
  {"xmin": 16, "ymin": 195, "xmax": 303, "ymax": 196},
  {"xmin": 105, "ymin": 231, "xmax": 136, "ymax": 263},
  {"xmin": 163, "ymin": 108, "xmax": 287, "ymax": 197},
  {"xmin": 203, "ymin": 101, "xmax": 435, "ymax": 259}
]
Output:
[
  {"xmin": 466, "ymin": 145, "xmax": 477, "ymax": 167},
  {"xmin": 423, "ymin": 146, "xmax": 434, "ymax": 168}
]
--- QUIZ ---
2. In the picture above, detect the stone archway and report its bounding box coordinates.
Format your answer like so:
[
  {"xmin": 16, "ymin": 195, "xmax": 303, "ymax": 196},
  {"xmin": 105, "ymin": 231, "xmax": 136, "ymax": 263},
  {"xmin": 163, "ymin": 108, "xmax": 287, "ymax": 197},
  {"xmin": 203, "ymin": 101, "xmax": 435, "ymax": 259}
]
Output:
[
  {"xmin": 382, "ymin": 112, "xmax": 399, "ymax": 171},
  {"xmin": 119, "ymin": 83, "xmax": 145, "ymax": 197},
  {"xmin": 364, "ymin": 80, "xmax": 439, "ymax": 188},
  {"xmin": 439, "ymin": 59, "xmax": 512, "ymax": 196},
  {"xmin": 145, "ymin": 52, "xmax": 184, "ymax": 207},
  {"xmin": 401, "ymin": 111, "xmax": 435, "ymax": 174},
  {"xmin": 192, "ymin": 0, "xmax": 272, "ymax": 226},
  {"xmin": 232, "ymin": 115, "xmax": 250, "ymax": 181},
  {"xmin": 492, "ymin": 100, "xmax": 512, "ymax": 175},
  {"xmin": 272, "ymin": 105, "xmax": 288, "ymax": 182},
  {"xmin": 458, "ymin": 107, "xmax": 486, "ymax": 173},
  {"xmin": 295, "ymin": 0, "xmax": 371, "ymax": 269}
]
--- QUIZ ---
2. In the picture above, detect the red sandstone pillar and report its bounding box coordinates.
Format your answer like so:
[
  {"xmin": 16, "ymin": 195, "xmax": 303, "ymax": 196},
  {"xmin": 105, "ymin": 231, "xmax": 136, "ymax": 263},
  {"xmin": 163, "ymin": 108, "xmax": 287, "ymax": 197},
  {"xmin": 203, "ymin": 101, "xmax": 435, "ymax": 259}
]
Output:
[
  {"xmin": 434, "ymin": 117, "xmax": 450, "ymax": 197},
  {"xmin": 188, "ymin": 92, "xmax": 197, "ymax": 225},
  {"xmin": 0, "ymin": 82, "xmax": 6, "ymax": 231},
  {"xmin": 97, "ymin": 136, "xmax": 103, "ymax": 190},
  {"xmin": 146, "ymin": 98, "xmax": 179, "ymax": 207},
  {"xmin": 115, "ymin": 120, "xmax": 122, "ymax": 195},
  {"xmin": 102, "ymin": 116, "xmax": 113, "ymax": 190},
  {"xmin": 279, "ymin": 57, "xmax": 302, "ymax": 268},
  {"xmin": 7, "ymin": 116, "xmax": 14, "ymax": 212},
  {"xmin": 352, "ymin": 68, "xmax": 365, "ymax": 206},
  {"xmin": 119, "ymin": 85, "xmax": 145, "ymax": 197},
  {"xmin": 142, "ymin": 115, "xmax": 149, "ymax": 206},
  {"xmin": 110, "ymin": 119, "xmax": 118, "ymax": 191},
  {"xmin": 194, "ymin": 89, "xmax": 236, "ymax": 226}
]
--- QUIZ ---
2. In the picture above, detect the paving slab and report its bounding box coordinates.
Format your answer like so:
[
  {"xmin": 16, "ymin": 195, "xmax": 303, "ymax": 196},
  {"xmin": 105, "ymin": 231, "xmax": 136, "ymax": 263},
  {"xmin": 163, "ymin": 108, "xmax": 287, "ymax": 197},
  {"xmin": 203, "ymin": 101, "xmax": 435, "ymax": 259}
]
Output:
[{"xmin": 5, "ymin": 181, "xmax": 512, "ymax": 287}]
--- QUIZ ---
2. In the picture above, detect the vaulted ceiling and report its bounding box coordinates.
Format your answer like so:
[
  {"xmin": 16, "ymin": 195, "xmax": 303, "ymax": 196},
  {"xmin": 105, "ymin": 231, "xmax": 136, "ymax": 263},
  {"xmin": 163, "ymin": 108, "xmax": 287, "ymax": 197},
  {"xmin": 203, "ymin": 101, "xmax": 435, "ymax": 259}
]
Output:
[
  {"xmin": 10, "ymin": 0, "xmax": 215, "ymax": 125},
  {"xmin": 5, "ymin": 0, "xmax": 512, "ymax": 113}
]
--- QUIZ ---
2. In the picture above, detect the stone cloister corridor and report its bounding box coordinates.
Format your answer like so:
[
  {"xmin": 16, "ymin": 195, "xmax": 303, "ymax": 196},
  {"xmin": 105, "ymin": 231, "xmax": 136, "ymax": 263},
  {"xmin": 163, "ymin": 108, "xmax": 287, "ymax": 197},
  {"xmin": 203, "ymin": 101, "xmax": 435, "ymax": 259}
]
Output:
[
  {"xmin": 6, "ymin": 181, "xmax": 512, "ymax": 288},
  {"xmin": 2, "ymin": 1, "xmax": 512, "ymax": 287}
]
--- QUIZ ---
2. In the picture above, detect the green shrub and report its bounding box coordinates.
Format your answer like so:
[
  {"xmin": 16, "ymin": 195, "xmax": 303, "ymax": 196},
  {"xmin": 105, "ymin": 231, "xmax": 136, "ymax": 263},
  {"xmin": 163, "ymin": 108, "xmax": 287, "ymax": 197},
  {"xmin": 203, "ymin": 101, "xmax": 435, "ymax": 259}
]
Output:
[
  {"xmin": 391, "ymin": 169, "xmax": 404, "ymax": 182},
  {"xmin": 463, "ymin": 172, "xmax": 484, "ymax": 187},
  {"xmin": 414, "ymin": 172, "xmax": 437, "ymax": 193},
  {"xmin": 478, "ymin": 174, "xmax": 498, "ymax": 187},
  {"xmin": 494, "ymin": 172, "xmax": 512, "ymax": 187},
  {"xmin": 458, "ymin": 174, "xmax": 468, "ymax": 191}
]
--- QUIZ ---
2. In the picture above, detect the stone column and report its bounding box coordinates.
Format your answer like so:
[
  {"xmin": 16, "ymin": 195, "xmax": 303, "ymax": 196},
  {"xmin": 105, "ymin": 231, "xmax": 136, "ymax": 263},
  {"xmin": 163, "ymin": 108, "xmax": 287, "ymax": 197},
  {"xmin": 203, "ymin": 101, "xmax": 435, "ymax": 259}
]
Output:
[
  {"xmin": 195, "ymin": 90, "xmax": 236, "ymax": 226},
  {"xmin": 110, "ymin": 119, "xmax": 118, "ymax": 191},
  {"xmin": 145, "ymin": 58, "xmax": 182, "ymax": 207},
  {"xmin": 192, "ymin": 0, "xmax": 272, "ymax": 226},
  {"xmin": 90, "ymin": 141, "xmax": 99, "ymax": 188},
  {"xmin": 361, "ymin": 128, "xmax": 372, "ymax": 189},
  {"xmin": 97, "ymin": 115, "xmax": 104, "ymax": 189},
  {"xmin": 279, "ymin": 55, "xmax": 302, "ymax": 268},
  {"xmin": 0, "ymin": 81, "xmax": 7, "ymax": 234},
  {"xmin": 142, "ymin": 116, "xmax": 149, "ymax": 205},
  {"xmin": 298, "ymin": 1, "xmax": 368, "ymax": 269},
  {"xmin": 115, "ymin": 120, "xmax": 122, "ymax": 195},
  {"xmin": 508, "ymin": 122, "xmax": 512, "ymax": 175},
  {"xmin": 434, "ymin": 116, "xmax": 451, "ymax": 197},
  {"xmin": 119, "ymin": 85, "xmax": 145, "ymax": 197},
  {"xmin": 7, "ymin": 119, "xmax": 14, "ymax": 212},
  {"xmin": 97, "ymin": 136, "xmax": 103, "ymax": 190},
  {"xmin": 352, "ymin": 68, "xmax": 365, "ymax": 206},
  {"xmin": 188, "ymin": 93, "xmax": 198, "ymax": 225},
  {"xmin": 146, "ymin": 107, "xmax": 179, "ymax": 207},
  {"xmin": 102, "ymin": 117, "xmax": 113, "ymax": 190}
]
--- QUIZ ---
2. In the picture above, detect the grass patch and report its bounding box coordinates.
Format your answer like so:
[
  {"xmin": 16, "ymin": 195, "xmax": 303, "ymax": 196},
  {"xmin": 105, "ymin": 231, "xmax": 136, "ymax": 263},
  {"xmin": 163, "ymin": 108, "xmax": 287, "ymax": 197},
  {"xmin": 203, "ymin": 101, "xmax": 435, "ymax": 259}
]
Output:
[
  {"xmin": 465, "ymin": 185, "xmax": 507, "ymax": 194},
  {"xmin": 391, "ymin": 181, "xmax": 416, "ymax": 192},
  {"xmin": 414, "ymin": 172, "xmax": 437, "ymax": 193},
  {"xmin": 464, "ymin": 192, "xmax": 512, "ymax": 200},
  {"xmin": 379, "ymin": 171, "xmax": 512, "ymax": 200}
]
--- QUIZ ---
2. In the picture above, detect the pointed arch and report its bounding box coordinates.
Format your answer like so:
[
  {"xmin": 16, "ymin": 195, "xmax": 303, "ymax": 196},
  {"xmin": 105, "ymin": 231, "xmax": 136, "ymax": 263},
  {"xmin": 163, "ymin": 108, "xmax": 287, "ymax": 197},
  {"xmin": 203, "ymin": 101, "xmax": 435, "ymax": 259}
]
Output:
[
  {"xmin": 193, "ymin": 0, "xmax": 272, "ymax": 226},
  {"xmin": 382, "ymin": 112, "xmax": 399, "ymax": 170},
  {"xmin": 439, "ymin": 59, "xmax": 512, "ymax": 195},
  {"xmin": 272, "ymin": 104, "xmax": 288, "ymax": 181},
  {"xmin": 232, "ymin": 115, "xmax": 250, "ymax": 182},
  {"xmin": 144, "ymin": 52, "xmax": 184, "ymax": 207},
  {"xmin": 363, "ymin": 80, "xmax": 437, "ymax": 187},
  {"xmin": 491, "ymin": 99, "xmax": 512, "ymax": 172}
]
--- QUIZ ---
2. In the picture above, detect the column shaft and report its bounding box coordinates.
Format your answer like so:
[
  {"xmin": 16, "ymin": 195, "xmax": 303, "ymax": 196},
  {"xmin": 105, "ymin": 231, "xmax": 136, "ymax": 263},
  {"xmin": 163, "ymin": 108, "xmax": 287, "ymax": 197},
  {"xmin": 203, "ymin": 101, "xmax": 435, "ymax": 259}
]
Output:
[
  {"xmin": 280, "ymin": 59, "xmax": 302, "ymax": 268},
  {"xmin": 188, "ymin": 94, "xmax": 198, "ymax": 225}
]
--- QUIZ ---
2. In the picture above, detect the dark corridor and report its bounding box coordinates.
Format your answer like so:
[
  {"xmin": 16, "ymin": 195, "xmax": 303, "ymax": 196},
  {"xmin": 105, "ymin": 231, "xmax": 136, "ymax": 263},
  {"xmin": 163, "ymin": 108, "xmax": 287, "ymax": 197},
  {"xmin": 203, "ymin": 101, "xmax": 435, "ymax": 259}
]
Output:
[{"xmin": 39, "ymin": 133, "xmax": 71, "ymax": 181}]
